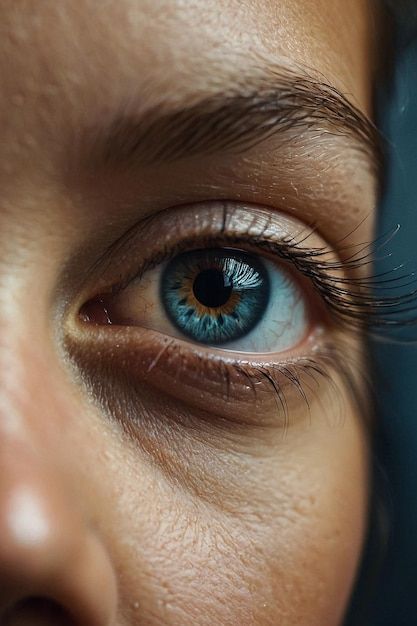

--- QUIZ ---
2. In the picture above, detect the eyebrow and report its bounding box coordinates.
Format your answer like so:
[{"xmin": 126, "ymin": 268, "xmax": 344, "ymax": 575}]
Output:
[{"xmin": 90, "ymin": 67, "xmax": 381, "ymax": 171}]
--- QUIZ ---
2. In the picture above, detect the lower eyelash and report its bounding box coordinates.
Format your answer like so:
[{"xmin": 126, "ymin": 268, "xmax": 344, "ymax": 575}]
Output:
[
  {"xmin": 68, "ymin": 320, "xmax": 369, "ymax": 435},
  {"xmin": 229, "ymin": 340, "xmax": 370, "ymax": 433}
]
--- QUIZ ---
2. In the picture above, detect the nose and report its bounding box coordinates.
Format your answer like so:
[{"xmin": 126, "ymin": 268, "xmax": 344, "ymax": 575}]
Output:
[
  {"xmin": 0, "ymin": 436, "xmax": 118, "ymax": 626},
  {"xmin": 0, "ymin": 443, "xmax": 117, "ymax": 626},
  {"xmin": 0, "ymin": 353, "xmax": 117, "ymax": 625}
]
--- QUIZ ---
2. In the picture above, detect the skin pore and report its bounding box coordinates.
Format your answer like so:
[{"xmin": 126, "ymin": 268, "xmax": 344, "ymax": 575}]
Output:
[{"xmin": 0, "ymin": 1, "xmax": 380, "ymax": 625}]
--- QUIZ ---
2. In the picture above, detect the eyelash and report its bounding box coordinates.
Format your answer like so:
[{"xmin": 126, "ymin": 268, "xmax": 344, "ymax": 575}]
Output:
[
  {"xmin": 104, "ymin": 219, "xmax": 414, "ymax": 333},
  {"xmin": 75, "ymin": 204, "xmax": 416, "ymax": 431}
]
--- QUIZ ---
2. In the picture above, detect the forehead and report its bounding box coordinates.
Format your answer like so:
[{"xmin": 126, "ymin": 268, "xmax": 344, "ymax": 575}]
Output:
[{"xmin": 0, "ymin": 0, "xmax": 372, "ymax": 135}]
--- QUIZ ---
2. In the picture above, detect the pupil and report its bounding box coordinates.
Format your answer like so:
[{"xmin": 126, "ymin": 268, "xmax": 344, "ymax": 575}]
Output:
[
  {"xmin": 193, "ymin": 268, "xmax": 232, "ymax": 308},
  {"xmin": 161, "ymin": 248, "xmax": 271, "ymax": 346}
]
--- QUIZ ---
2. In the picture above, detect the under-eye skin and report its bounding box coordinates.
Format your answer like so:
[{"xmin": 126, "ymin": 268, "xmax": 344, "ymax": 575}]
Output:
[{"xmin": 72, "ymin": 201, "xmax": 407, "ymax": 433}]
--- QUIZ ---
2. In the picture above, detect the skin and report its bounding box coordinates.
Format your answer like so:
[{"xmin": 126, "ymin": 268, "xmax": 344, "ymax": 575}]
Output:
[{"xmin": 0, "ymin": 1, "xmax": 380, "ymax": 625}]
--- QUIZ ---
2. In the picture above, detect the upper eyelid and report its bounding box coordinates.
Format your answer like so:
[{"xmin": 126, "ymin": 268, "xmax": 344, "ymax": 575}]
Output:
[
  {"xmin": 75, "ymin": 201, "xmax": 416, "ymax": 337},
  {"xmin": 62, "ymin": 117, "xmax": 378, "ymax": 304},
  {"xmin": 83, "ymin": 201, "xmax": 322, "ymax": 282},
  {"xmin": 75, "ymin": 202, "xmax": 368, "ymax": 332},
  {"xmin": 80, "ymin": 201, "xmax": 327, "ymax": 295}
]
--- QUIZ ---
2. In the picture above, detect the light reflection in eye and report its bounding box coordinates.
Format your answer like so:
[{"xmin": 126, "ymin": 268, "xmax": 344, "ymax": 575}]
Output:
[
  {"xmin": 161, "ymin": 248, "xmax": 270, "ymax": 346},
  {"xmin": 104, "ymin": 247, "xmax": 308, "ymax": 353}
]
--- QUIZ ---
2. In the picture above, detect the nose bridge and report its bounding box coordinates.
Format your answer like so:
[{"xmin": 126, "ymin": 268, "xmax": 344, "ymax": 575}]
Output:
[
  {"xmin": 0, "ymin": 211, "xmax": 81, "ymax": 442},
  {"xmin": 0, "ymin": 266, "xmax": 60, "ymax": 441},
  {"xmin": 0, "ymin": 306, "xmax": 41, "ymax": 440},
  {"xmin": 0, "ymin": 280, "xmax": 118, "ymax": 624}
]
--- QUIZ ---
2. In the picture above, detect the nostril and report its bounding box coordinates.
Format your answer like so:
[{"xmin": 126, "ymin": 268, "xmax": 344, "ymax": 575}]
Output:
[{"xmin": 2, "ymin": 597, "xmax": 75, "ymax": 626}]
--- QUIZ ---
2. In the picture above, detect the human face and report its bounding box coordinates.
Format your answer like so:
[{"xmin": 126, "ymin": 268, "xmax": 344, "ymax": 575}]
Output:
[{"xmin": 0, "ymin": 1, "xmax": 380, "ymax": 625}]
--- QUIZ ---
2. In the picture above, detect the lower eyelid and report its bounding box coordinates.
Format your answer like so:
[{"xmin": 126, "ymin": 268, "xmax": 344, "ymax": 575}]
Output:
[{"xmin": 67, "ymin": 320, "xmax": 330, "ymax": 429}]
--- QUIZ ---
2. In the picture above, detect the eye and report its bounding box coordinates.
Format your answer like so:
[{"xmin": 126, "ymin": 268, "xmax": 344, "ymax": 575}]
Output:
[
  {"xmin": 87, "ymin": 246, "xmax": 308, "ymax": 354},
  {"xmin": 73, "ymin": 201, "xmax": 376, "ymax": 429}
]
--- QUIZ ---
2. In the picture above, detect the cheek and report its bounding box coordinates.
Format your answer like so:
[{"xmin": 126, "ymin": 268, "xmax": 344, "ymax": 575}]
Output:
[{"xmin": 90, "ymin": 401, "xmax": 368, "ymax": 626}]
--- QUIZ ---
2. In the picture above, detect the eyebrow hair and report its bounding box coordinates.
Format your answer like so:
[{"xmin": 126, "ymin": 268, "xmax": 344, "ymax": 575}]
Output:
[{"xmin": 91, "ymin": 67, "xmax": 382, "ymax": 171}]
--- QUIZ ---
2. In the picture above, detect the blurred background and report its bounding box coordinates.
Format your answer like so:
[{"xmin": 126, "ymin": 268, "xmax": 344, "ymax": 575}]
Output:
[
  {"xmin": 347, "ymin": 9, "xmax": 417, "ymax": 625},
  {"xmin": 371, "ymin": 25, "xmax": 417, "ymax": 624}
]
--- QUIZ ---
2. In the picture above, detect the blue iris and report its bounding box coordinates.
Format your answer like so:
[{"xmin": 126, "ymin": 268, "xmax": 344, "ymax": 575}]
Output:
[{"xmin": 161, "ymin": 249, "xmax": 270, "ymax": 345}]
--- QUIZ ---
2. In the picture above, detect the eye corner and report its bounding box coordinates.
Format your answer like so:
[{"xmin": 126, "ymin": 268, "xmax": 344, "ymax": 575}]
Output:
[{"xmin": 79, "ymin": 296, "xmax": 113, "ymax": 326}]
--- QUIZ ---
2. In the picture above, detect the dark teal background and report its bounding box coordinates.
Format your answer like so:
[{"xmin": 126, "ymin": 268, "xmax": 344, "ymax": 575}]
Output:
[
  {"xmin": 345, "ymin": 24, "xmax": 417, "ymax": 626},
  {"xmin": 370, "ymin": 34, "xmax": 417, "ymax": 625}
]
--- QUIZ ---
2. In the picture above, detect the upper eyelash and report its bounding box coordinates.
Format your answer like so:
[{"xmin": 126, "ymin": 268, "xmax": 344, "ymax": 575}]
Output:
[
  {"xmin": 107, "ymin": 220, "xmax": 417, "ymax": 337},
  {"xmin": 246, "ymin": 228, "xmax": 417, "ymax": 334}
]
